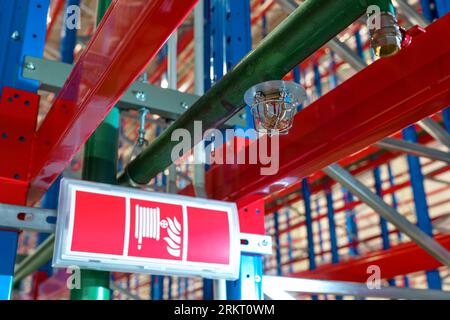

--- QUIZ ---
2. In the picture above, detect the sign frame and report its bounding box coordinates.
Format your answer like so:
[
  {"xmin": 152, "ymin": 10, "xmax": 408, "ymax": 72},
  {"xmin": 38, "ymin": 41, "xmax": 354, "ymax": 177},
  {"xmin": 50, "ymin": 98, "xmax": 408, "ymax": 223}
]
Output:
[{"xmin": 53, "ymin": 178, "xmax": 241, "ymax": 280}]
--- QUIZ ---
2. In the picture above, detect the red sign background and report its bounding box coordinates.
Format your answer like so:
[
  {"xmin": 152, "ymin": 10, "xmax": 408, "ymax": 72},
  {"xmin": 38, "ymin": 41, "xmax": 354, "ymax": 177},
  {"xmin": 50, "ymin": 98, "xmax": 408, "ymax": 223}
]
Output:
[{"xmin": 70, "ymin": 191, "xmax": 232, "ymax": 266}]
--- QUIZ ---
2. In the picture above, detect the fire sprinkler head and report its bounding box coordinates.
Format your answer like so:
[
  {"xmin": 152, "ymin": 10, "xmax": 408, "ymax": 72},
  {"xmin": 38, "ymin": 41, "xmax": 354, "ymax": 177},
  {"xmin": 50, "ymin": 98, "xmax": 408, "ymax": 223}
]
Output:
[
  {"xmin": 244, "ymin": 80, "xmax": 306, "ymax": 136},
  {"xmin": 369, "ymin": 11, "xmax": 403, "ymax": 58}
]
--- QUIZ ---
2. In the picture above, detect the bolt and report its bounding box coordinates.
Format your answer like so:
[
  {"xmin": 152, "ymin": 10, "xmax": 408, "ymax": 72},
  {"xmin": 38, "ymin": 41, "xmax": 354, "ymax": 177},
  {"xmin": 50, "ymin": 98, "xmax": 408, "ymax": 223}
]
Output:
[
  {"xmin": 11, "ymin": 31, "xmax": 20, "ymax": 41},
  {"xmin": 260, "ymin": 239, "xmax": 268, "ymax": 247},
  {"xmin": 180, "ymin": 102, "xmax": 189, "ymax": 110},
  {"xmin": 255, "ymin": 275, "xmax": 261, "ymax": 283},
  {"xmin": 25, "ymin": 62, "xmax": 36, "ymax": 71},
  {"xmin": 135, "ymin": 91, "xmax": 146, "ymax": 102}
]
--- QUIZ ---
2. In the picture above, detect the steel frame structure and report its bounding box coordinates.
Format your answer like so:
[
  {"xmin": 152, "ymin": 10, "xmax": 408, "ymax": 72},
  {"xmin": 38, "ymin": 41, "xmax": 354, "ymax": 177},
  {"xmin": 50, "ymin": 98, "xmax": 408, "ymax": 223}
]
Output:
[
  {"xmin": 0, "ymin": 0, "xmax": 50, "ymax": 300},
  {"xmin": 2, "ymin": 0, "xmax": 450, "ymax": 300},
  {"xmin": 180, "ymin": 14, "xmax": 450, "ymax": 203}
]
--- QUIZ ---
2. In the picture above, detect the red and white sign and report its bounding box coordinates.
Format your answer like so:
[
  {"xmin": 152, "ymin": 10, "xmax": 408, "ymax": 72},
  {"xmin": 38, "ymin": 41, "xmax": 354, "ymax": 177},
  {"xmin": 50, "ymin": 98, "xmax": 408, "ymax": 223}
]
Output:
[{"xmin": 53, "ymin": 179, "xmax": 240, "ymax": 280}]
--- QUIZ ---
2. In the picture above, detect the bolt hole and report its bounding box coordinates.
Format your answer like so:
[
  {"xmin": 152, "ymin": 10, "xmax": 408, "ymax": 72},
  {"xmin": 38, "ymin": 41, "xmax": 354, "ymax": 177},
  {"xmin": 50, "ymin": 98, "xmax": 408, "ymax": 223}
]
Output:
[
  {"xmin": 246, "ymin": 274, "xmax": 250, "ymax": 278},
  {"xmin": 24, "ymin": 100, "xmax": 30, "ymax": 106},
  {"xmin": 32, "ymin": 34, "xmax": 37, "ymax": 38},
  {"xmin": 19, "ymin": 136, "xmax": 25, "ymax": 142},
  {"xmin": 1, "ymin": 133, "xmax": 7, "ymax": 139},
  {"xmin": 8, "ymin": 97, "xmax": 13, "ymax": 103},
  {"xmin": 14, "ymin": 93, "xmax": 19, "ymax": 99},
  {"xmin": 17, "ymin": 212, "xmax": 33, "ymax": 221},
  {"xmin": 256, "ymin": 209, "xmax": 261, "ymax": 214},
  {"xmin": 14, "ymin": 174, "xmax": 20, "ymax": 179},
  {"xmin": 46, "ymin": 216, "xmax": 57, "ymax": 224},
  {"xmin": 37, "ymin": 4, "xmax": 42, "ymax": 9},
  {"xmin": 244, "ymin": 208, "xmax": 248, "ymax": 212}
]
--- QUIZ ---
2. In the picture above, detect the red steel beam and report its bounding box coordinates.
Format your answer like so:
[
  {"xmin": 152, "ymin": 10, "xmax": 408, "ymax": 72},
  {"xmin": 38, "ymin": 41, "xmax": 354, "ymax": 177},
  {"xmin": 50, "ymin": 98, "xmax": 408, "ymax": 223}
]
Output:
[
  {"xmin": 291, "ymin": 235, "xmax": 450, "ymax": 282},
  {"xmin": 27, "ymin": 0, "xmax": 198, "ymax": 203},
  {"xmin": 199, "ymin": 15, "xmax": 450, "ymax": 202},
  {"xmin": 264, "ymin": 128, "xmax": 436, "ymax": 213}
]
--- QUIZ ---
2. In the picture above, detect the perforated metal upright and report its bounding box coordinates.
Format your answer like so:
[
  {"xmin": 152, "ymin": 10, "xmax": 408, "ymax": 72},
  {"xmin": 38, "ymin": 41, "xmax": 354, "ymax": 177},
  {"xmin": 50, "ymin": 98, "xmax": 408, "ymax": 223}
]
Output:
[
  {"xmin": 0, "ymin": 0, "xmax": 49, "ymax": 300},
  {"xmin": 202, "ymin": 0, "xmax": 259, "ymax": 300}
]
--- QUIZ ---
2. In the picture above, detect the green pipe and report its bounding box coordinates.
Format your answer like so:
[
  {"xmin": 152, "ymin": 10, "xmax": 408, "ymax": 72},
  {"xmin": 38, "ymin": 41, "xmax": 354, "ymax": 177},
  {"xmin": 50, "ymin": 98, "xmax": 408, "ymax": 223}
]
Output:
[
  {"xmin": 13, "ymin": 235, "xmax": 54, "ymax": 285},
  {"xmin": 118, "ymin": 0, "xmax": 394, "ymax": 186},
  {"xmin": 96, "ymin": 0, "xmax": 112, "ymax": 22},
  {"xmin": 70, "ymin": 0, "xmax": 118, "ymax": 301}
]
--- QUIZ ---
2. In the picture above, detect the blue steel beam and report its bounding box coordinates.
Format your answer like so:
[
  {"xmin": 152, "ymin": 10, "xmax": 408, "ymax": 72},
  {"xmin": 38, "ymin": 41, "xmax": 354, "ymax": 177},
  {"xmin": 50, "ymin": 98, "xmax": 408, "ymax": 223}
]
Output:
[
  {"xmin": 325, "ymin": 187, "xmax": 339, "ymax": 264},
  {"xmin": 151, "ymin": 275, "xmax": 164, "ymax": 300},
  {"xmin": 373, "ymin": 167, "xmax": 391, "ymax": 251},
  {"xmin": 302, "ymin": 178, "xmax": 318, "ymax": 300},
  {"xmin": 227, "ymin": 255, "xmax": 263, "ymax": 300},
  {"xmin": 315, "ymin": 199, "xmax": 325, "ymax": 263},
  {"xmin": 285, "ymin": 210, "xmax": 294, "ymax": 274},
  {"xmin": 0, "ymin": 0, "xmax": 49, "ymax": 300},
  {"xmin": 60, "ymin": 0, "xmax": 80, "ymax": 64},
  {"xmin": 373, "ymin": 166, "xmax": 396, "ymax": 287},
  {"xmin": 343, "ymin": 189, "xmax": 360, "ymax": 256},
  {"xmin": 32, "ymin": 1, "xmax": 81, "ymax": 297},
  {"xmin": 302, "ymin": 179, "xmax": 316, "ymax": 271},
  {"xmin": 203, "ymin": 0, "xmax": 259, "ymax": 301},
  {"xmin": 387, "ymin": 164, "xmax": 410, "ymax": 287},
  {"xmin": 403, "ymin": 126, "xmax": 442, "ymax": 289},
  {"xmin": 406, "ymin": 0, "xmax": 447, "ymax": 275},
  {"xmin": 274, "ymin": 212, "xmax": 282, "ymax": 276}
]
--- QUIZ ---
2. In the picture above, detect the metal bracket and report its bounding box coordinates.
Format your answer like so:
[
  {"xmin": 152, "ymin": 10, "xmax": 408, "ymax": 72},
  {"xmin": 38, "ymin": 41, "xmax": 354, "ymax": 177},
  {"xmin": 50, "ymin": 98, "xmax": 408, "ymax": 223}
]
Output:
[
  {"xmin": 22, "ymin": 56, "xmax": 246, "ymax": 127},
  {"xmin": 240, "ymin": 233, "xmax": 272, "ymax": 255},
  {"xmin": 0, "ymin": 203, "xmax": 56, "ymax": 233}
]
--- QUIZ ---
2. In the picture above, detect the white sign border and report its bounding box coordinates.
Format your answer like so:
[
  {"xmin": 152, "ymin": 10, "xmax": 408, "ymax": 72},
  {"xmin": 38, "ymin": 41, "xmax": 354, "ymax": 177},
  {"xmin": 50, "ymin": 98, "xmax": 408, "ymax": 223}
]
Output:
[{"xmin": 52, "ymin": 178, "xmax": 241, "ymax": 280}]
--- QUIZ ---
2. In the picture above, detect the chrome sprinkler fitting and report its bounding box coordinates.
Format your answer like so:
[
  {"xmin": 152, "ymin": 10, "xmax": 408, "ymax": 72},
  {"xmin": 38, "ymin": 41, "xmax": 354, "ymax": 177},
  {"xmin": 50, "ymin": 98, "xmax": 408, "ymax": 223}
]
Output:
[
  {"xmin": 127, "ymin": 108, "xmax": 150, "ymax": 164},
  {"xmin": 137, "ymin": 107, "xmax": 149, "ymax": 146},
  {"xmin": 244, "ymin": 80, "xmax": 306, "ymax": 136},
  {"xmin": 368, "ymin": 11, "xmax": 402, "ymax": 57}
]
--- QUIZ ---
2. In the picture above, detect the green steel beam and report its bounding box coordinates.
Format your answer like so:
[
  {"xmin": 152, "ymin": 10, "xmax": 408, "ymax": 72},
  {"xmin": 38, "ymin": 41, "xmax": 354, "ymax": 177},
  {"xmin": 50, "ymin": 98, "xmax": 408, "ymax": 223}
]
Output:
[
  {"xmin": 70, "ymin": 0, "xmax": 116, "ymax": 300},
  {"xmin": 13, "ymin": 235, "xmax": 54, "ymax": 286},
  {"xmin": 119, "ymin": 0, "xmax": 394, "ymax": 186}
]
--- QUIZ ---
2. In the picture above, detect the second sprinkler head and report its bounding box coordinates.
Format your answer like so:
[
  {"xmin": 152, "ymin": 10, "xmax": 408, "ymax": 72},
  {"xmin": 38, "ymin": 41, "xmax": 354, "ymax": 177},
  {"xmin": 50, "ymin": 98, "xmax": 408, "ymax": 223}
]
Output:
[{"xmin": 369, "ymin": 11, "xmax": 403, "ymax": 58}]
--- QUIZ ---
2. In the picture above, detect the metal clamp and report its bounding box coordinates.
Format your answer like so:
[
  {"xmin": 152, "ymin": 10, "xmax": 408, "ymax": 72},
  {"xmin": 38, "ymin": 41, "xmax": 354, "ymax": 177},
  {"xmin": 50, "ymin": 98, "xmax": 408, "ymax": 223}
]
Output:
[
  {"xmin": 240, "ymin": 233, "xmax": 272, "ymax": 255},
  {"xmin": 0, "ymin": 203, "xmax": 56, "ymax": 233}
]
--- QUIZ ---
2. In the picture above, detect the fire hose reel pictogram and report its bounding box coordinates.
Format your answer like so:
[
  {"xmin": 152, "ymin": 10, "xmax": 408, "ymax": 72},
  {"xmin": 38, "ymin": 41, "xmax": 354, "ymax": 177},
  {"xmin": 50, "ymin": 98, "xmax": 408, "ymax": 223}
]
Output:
[{"xmin": 134, "ymin": 204, "xmax": 182, "ymax": 257}]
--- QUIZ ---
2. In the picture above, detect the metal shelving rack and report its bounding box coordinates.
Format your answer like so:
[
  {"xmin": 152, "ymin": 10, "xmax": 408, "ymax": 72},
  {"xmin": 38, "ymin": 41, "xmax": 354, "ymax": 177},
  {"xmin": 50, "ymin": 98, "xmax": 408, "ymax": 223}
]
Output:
[{"xmin": 1, "ymin": 0, "xmax": 449, "ymax": 300}]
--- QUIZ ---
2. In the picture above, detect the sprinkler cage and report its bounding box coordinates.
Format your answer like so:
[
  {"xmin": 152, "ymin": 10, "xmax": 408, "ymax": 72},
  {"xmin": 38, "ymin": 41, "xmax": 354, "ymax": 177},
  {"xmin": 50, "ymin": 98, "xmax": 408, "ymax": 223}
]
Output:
[{"xmin": 244, "ymin": 80, "xmax": 307, "ymax": 136}]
